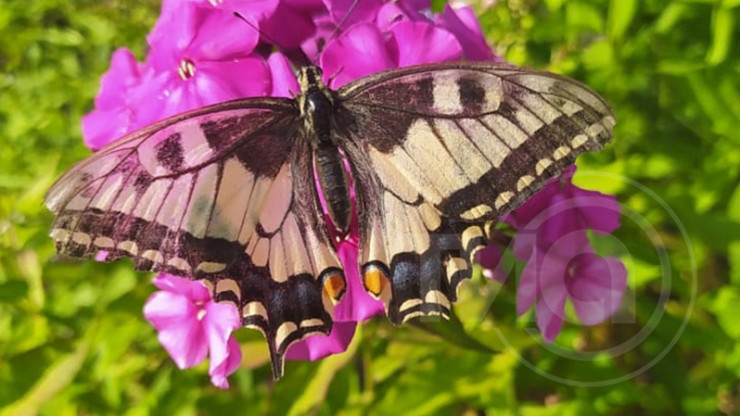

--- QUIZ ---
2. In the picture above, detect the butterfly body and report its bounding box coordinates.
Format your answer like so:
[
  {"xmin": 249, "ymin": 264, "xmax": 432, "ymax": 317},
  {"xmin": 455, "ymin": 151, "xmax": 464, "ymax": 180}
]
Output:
[
  {"xmin": 297, "ymin": 66, "xmax": 353, "ymax": 235},
  {"xmin": 46, "ymin": 62, "xmax": 616, "ymax": 378}
]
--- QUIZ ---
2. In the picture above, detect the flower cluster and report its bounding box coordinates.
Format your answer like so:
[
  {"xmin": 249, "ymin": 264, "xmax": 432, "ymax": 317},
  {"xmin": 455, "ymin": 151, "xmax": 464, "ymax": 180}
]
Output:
[
  {"xmin": 84, "ymin": 0, "xmax": 626, "ymax": 387},
  {"xmin": 480, "ymin": 166, "xmax": 627, "ymax": 342}
]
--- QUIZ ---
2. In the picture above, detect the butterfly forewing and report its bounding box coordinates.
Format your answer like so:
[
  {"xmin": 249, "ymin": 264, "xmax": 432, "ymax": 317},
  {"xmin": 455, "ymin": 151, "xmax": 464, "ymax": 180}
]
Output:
[
  {"xmin": 45, "ymin": 99, "xmax": 346, "ymax": 378},
  {"xmin": 336, "ymin": 63, "xmax": 615, "ymax": 323}
]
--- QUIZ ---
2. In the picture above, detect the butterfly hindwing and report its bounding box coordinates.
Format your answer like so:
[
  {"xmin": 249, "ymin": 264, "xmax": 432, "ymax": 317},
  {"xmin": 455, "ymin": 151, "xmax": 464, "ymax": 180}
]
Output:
[{"xmin": 336, "ymin": 62, "xmax": 614, "ymax": 321}]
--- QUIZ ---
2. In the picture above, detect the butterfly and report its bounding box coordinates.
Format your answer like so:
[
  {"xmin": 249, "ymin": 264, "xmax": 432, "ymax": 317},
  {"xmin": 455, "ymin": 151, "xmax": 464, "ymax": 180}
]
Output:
[{"xmin": 45, "ymin": 62, "xmax": 615, "ymax": 378}]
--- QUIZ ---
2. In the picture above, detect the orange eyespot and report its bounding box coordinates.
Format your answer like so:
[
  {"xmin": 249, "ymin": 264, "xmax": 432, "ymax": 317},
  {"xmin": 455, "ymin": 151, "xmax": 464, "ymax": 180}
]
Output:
[
  {"xmin": 322, "ymin": 272, "xmax": 346, "ymax": 302},
  {"xmin": 363, "ymin": 266, "xmax": 389, "ymax": 297}
]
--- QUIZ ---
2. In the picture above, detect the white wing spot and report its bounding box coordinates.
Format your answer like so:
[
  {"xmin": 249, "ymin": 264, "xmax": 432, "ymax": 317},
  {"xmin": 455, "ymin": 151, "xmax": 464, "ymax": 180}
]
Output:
[
  {"xmin": 553, "ymin": 146, "xmax": 571, "ymax": 161},
  {"xmin": 424, "ymin": 290, "xmax": 451, "ymax": 309},
  {"xmin": 586, "ymin": 122, "xmax": 606, "ymax": 138},
  {"xmin": 445, "ymin": 257, "xmax": 468, "ymax": 283},
  {"xmin": 460, "ymin": 204, "xmax": 493, "ymax": 221},
  {"xmin": 167, "ymin": 257, "xmax": 191, "ymax": 272},
  {"xmin": 461, "ymin": 226, "xmax": 484, "ymax": 251},
  {"xmin": 399, "ymin": 298, "xmax": 423, "ymax": 313},
  {"xmin": 216, "ymin": 279, "xmax": 241, "ymax": 300},
  {"xmin": 93, "ymin": 236, "xmax": 115, "ymax": 249},
  {"xmin": 536, "ymin": 158, "xmax": 553, "ymax": 175},
  {"xmin": 196, "ymin": 262, "xmax": 227, "ymax": 273},
  {"xmin": 72, "ymin": 232, "xmax": 92, "ymax": 247},
  {"xmin": 571, "ymin": 134, "xmax": 589, "ymax": 148},
  {"xmin": 517, "ymin": 175, "xmax": 535, "ymax": 192},
  {"xmin": 401, "ymin": 310, "xmax": 425, "ymax": 324},
  {"xmin": 432, "ymin": 72, "xmax": 462, "ymax": 115},
  {"xmin": 275, "ymin": 321, "xmax": 298, "ymax": 348},
  {"xmin": 495, "ymin": 191, "xmax": 515, "ymax": 210},
  {"xmin": 299, "ymin": 318, "xmax": 325, "ymax": 328},
  {"xmin": 50, "ymin": 228, "xmax": 71, "ymax": 243},
  {"xmin": 141, "ymin": 250, "xmax": 164, "ymax": 264},
  {"xmin": 117, "ymin": 241, "xmax": 138, "ymax": 256},
  {"xmin": 243, "ymin": 301, "xmax": 268, "ymax": 320}
]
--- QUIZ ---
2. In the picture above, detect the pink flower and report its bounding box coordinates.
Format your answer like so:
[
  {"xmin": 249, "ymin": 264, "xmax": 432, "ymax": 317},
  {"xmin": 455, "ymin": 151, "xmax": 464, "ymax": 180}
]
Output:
[
  {"xmin": 506, "ymin": 166, "xmax": 621, "ymax": 261},
  {"xmin": 435, "ymin": 5, "xmax": 500, "ymax": 62},
  {"xmin": 517, "ymin": 233, "xmax": 627, "ymax": 342},
  {"xmin": 143, "ymin": 274, "xmax": 242, "ymax": 388},
  {"xmin": 475, "ymin": 244, "xmax": 508, "ymax": 283},
  {"xmin": 81, "ymin": 48, "xmax": 142, "ymax": 150},
  {"xmin": 504, "ymin": 167, "xmax": 626, "ymax": 341},
  {"xmin": 136, "ymin": 2, "xmax": 269, "ymax": 127}
]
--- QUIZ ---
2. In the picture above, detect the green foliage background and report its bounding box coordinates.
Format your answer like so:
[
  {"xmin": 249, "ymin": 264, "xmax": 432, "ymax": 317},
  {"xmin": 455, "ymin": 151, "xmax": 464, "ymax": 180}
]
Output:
[{"xmin": 1, "ymin": 0, "xmax": 739, "ymax": 414}]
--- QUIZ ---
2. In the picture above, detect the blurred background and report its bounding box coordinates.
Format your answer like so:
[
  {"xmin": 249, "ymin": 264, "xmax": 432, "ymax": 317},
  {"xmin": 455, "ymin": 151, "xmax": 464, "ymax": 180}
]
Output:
[{"xmin": 1, "ymin": 0, "xmax": 738, "ymax": 414}]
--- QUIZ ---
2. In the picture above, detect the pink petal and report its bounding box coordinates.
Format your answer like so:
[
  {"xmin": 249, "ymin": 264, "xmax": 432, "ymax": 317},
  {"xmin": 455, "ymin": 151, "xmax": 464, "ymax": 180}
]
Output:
[
  {"xmin": 538, "ymin": 194, "xmax": 590, "ymax": 248},
  {"xmin": 203, "ymin": 301, "xmax": 242, "ymax": 388},
  {"xmin": 516, "ymin": 258, "xmax": 539, "ymax": 316},
  {"xmin": 285, "ymin": 321, "xmax": 357, "ymax": 361},
  {"xmin": 323, "ymin": 0, "xmax": 383, "ymax": 27},
  {"xmin": 147, "ymin": 4, "xmax": 199, "ymax": 70},
  {"xmin": 569, "ymin": 187, "xmax": 622, "ymax": 234},
  {"xmin": 195, "ymin": 56, "xmax": 271, "ymax": 100},
  {"xmin": 209, "ymin": 337, "xmax": 242, "ymax": 389},
  {"xmin": 475, "ymin": 244, "xmax": 509, "ymax": 283},
  {"xmin": 284, "ymin": 0, "xmax": 325, "ymax": 11},
  {"xmin": 301, "ymin": 10, "xmax": 336, "ymax": 62},
  {"xmin": 95, "ymin": 48, "xmax": 141, "ymax": 109},
  {"xmin": 152, "ymin": 274, "xmax": 211, "ymax": 302},
  {"xmin": 568, "ymin": 255, "xmax": 627, "ymax": 326},
  {"xmin": 401, "ymin": 0, "xmax": 432, "ymax": 10},
  {"xmin": 320, "ymin": 23, "xmax": 395, "ymax": 88},
  {"xmin": 536, "ymin": 284, "xmax": 567, "ymax": 343},
  {"xmin": 268, "ymin": 52, "xmax": 300, "ymax": 97},
  {"xmin": 259, "ymin": 1, "xmax": 317, "ymax": 49},
  {"xmin": 186, "ymin": 6, "xmax": 260, "ymax": 61},
  {"xmin": 505, "ymin": 178, "xmax": 561, "ymax": 229},
  {"xmin": 376, "ymin": 2, "xmax": 428, "ymax": 32},
  {"xmin": 332, "ymin": 238, "xmax": 385, "ymax": 323},
  {"xmin": 388, "ymin": 21, "xmax": 463, "ymax": 67},
  {"xmin": 143, "ymin": 291, "xmax": 208, "ymax": 368},
  {"xmin": 81, "ymin": 106, "xmax": 135, "ymax": 150},
  {"xmin": 436, "ymin": 5, "xmax": 497, "ymax": 61}
]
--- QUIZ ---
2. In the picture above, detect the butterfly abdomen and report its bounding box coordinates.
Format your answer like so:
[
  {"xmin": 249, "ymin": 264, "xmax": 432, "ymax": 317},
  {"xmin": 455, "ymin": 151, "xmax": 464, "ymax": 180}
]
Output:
[{"xmin": 314, "ymin": 142, "xmax": 351, "ymax": 235}]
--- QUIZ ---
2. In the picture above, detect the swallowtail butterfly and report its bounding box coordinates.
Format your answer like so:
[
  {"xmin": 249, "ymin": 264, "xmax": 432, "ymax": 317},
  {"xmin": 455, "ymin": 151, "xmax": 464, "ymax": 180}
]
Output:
[{"xmin": 46, "ymin": 62, "xmax": 615, "ymax": 377}]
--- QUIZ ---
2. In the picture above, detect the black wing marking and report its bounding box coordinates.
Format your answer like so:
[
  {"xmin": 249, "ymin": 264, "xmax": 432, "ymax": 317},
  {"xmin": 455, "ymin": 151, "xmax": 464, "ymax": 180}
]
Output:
[
  {"xmin": 335, "ymin": 62, "xmax": 615, "ymax": 322},
  {"xmin": 45, "ymin": 99, "xmax": 346, "ymax": 378}
]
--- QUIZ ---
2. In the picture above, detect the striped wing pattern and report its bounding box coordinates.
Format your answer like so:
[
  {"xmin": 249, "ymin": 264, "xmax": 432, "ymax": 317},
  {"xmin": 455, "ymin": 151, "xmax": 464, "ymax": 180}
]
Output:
[
  {"xmin": 336, "ymin": 63, "xmax": 615, "ymax": 324},
  {"xmin": 46, "ymin": 62, "xmax": 615, "ymax": 378},
  {"xmin": 45, "ymin": 101, "xmax": 347, "ymax": 377}
]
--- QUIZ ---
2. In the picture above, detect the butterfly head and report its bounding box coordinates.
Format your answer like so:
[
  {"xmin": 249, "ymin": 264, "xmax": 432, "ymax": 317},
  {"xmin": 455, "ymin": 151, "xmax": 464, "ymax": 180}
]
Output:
[
  {"xmin": 298, "ymin": 66, "xmax": 325, "ymax": 91},
  {"xmin": 297, "ymin": 66, "xmax": 335, "ymax": 141}
]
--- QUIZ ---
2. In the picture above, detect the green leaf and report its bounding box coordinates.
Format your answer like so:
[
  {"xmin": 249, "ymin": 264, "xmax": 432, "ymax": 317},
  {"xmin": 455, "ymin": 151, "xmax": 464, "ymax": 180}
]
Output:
[
  {"xmin": 0, "ymin": 323, "xmax": 96, "ymax": 416},
  {"xmin": 411, "ymin": 311, "xmax": 497, "ymax": 354},
  {"xmin": 0, "ymin": 280, "xmax": 28, "ymax": 302},
  {"xmin": 706, "ymin": 6, "xmax": 735, "ymax": 65},
  {"xmin": 287, "ymin": 327, "xmax": 362, "ymax": 416},
  {"xmin": 607, "ymin": 0, "xmax": 638, "ymax": 40},
  {"xmin": 712, "ymin": 287, "xmax": 740, "ymax": 339}
]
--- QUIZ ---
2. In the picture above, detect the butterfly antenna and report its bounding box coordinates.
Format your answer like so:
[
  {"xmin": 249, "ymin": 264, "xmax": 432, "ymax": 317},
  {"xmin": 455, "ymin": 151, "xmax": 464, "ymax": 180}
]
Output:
[
  {"xmin": 310, "ymin": 0, "xmax": 362, "ymax": 66},
  {"xmin": 234, "ymin": 11, "xmax": 312, "ymax": 68},
  {"xmin": 232, "ymin": 11, "xmax": 282, "ymax": 51}
]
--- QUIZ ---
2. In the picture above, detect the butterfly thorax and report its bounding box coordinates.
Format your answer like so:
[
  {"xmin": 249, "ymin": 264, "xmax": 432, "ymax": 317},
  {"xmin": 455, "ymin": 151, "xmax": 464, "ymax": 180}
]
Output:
[{"xmin": 298, "ymin": 66, "xmax": 352, "ymax": 236}]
